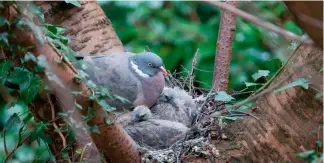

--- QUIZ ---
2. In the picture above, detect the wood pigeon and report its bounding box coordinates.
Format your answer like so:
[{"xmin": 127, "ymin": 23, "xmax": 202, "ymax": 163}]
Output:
[{"xmin": 75, "ymin": 52, "xmax": 167, "ymax": 111}]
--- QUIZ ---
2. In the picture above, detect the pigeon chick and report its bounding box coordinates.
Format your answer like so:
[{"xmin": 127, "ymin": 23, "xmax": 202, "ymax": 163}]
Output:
[
  {"xmin": 150, "ymin": 87, "xmax": 198, "ymax": 127},
  {"xmin": 75, "ymin": 52, "xmax": 167, "ymax": 111}
]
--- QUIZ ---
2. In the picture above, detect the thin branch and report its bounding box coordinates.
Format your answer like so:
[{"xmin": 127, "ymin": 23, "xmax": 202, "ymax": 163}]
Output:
[
  {"xmin": 3, "ymin": 129, "xmax": 8, "ymax": 156},
  {"xmin": 3, "ymin": 134, "xmax": 30, "ymax": 163},
  {"xmin": 226, "ymin": 52, "xmax": 322, "ymax": 111},
  {"xmin": 204, "ymin": 1, "xmax": 314, "ymax": 45},
  {"xmin": 189, "ymin": 49, "xmax": 199, "ymax": 95},
  {"xmin": 212, "ymin": 1, "xmax": 238, "ymax": 93},
  {"xmin": 47, "ymin": 94, "xmax": 72, "ymax": 163},
  {"xmin": 183, "ymin": 49, "xmax": 199, "ymax": 95}
]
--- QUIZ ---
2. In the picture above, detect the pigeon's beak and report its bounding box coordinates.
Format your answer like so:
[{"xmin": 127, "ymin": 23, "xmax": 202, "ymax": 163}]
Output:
[{"xmin": 159, "ymin": 66, "xmax": 168, "ymax": 75}]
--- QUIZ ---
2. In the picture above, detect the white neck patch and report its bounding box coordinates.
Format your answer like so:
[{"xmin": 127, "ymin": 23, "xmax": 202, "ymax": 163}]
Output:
[{"xmin": 130, "ymin": 61, "xmax": 150, "ymax": 78}]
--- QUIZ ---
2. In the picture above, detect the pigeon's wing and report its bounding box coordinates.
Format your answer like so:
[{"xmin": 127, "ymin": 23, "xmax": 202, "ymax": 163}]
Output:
[{"xmin": 76, "ymin": 52, "xmax": 142, "ymax": 110}]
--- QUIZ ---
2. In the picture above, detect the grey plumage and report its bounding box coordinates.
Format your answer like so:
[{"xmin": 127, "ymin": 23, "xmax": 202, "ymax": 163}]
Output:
[
  {"xmin": 74, "ymin": 52, "xmax": 166, "ymax": 111},
  {"xmin": 121, "ymin": 87, "xmax": 198, "ymax": 150},
  {"xmin": 151, "ymin": 87, "xmax": 198, "ymax": 127},
  {"xmin": 124, "ymin": 119, "xmax": 188, "ymax": 149}
]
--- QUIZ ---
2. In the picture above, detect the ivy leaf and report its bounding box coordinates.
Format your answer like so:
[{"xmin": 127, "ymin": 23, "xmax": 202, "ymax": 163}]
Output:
[
  {"xmin": 98, "ymin": 99, "xmax": 115, "ymax": 112},
  {"xmin": 114, "ymin": 95, "xmax": 130, "ymax": 103},
  {"xmin": 28, "ymin": 4, "xmax": 45, "ymax": 22},
  {"xmin": 244, "ymin": 82, "xmax": 263, "ymax": 87},
  {"xmin": 39, "ymin": 131, "xmax": 52, "ymax": 144},
  {"xmin": 0, "ymin": 60, "xmax": 13, "ymax": 82},
  {"xmin": 23, "ymin": 112, "xmax": 33, "ymax": 124},
  {"xmin": 221, "ymin": 116, "xmax": 243, "ymax": 121},
  {"xmin": 4, "ymin": 113, "xmax": 21, "ymax": 130},
  {"xmin": 252, "ymin": 70, "xmax": 270, "ymax": 81},
  {"xmin": 45, "ymin": 24, "xmax": 67, "ymax": 35},
  {"xmin": 296, "ymin": 150, "xmax": 315, "ymax": 158},
  {"xmin": 75, "ymin": 148, "xmax": 83, "ymax": 154},
  {"xmin": 65, "ymin": 0, "xmax": 82, "ymax": 7},
  {"xmin": 30, "ymin": 121, "xmax": 48, "ymax": 143},
  {"xmin": 0, "ymin": 32, "xmax": 9, "ymax": 46},
  {"xmin": 88, "ymin": 125, "xmax": 100, "ymax": 134},
  {"xmin": 314, "ymin": 92, "xmax": 323, "ymax": 100},
  {"xmin": 24, "ymin": 52, "xmax": 37, "ymax": 62},
  {"xmin": 21, "ymin": 76, "xmax": 42, "ymax": 104},
  {"xmin": 214, "ymin": 91, "xmax": 235, "ymax": 102},
  {"xmin": 6, "ymin": 67, "xmax": 31, "ymax": 90},
  {"xmin": 274, "ymin": 78, "xmax": 309, "ymax": 94},
  {"xmin": 0, "ymin": 16, "xmax": 10, "ymax": 27}
]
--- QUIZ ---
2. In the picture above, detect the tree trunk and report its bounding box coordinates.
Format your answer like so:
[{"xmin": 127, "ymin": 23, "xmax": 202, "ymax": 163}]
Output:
[
  {"xmin": 218, "ymin": 44, "xmax": 323, "ymax": 162},
  {"xmin": 35, "ymin": 1, "xmax": 125, "ymax": 54},
  {"xmin": 0, "ymin": 2, "xmax": 139, "ymax": 162},
  {"xmin": 34, "ymin": 2, "xmax": 140, "ymax": 162}
]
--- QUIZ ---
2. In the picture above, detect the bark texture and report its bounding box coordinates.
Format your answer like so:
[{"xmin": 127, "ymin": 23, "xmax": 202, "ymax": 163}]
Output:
[
  {"xmin": 34, "ymin": 2, "xmax": 140, "ymax": 162},
  {"xmin": 285, "ymin": 1, "xmax": 323, "ymax": 49},
  {"xmin": 218, "ymin": 44, "xmax": 323, "ymax": 162},
  {"xmin": 212, "ymin": 1, "xmax": 238, "ymax": 92},
  {"xmin": 35, "ymin": 1, "xmax": 125, "ymax": 55},
  {"xmin": 2, "ymin": 2, "xmax": 140, "ymax": 163}
]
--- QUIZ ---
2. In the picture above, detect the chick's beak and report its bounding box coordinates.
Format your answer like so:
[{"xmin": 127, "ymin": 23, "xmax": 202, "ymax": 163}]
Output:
[{"xmin": 159, "ymin": 66, "xmax": 168, "ymax": 75}]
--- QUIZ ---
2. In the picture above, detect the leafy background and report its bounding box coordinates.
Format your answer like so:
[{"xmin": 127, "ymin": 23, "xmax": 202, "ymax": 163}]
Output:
[{"xmin": 0, "ymin": 1, "xmax": 304, "ymax": 162}]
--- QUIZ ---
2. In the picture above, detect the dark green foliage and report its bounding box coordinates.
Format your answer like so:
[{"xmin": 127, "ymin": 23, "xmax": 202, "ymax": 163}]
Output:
[{"xmin": 100, "ymin": 1, "xmax": 302, "ymax": 94}]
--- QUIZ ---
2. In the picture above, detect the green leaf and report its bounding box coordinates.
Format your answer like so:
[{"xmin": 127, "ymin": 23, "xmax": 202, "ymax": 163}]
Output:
[
  {"xmin": 75, "ymin": 148, "xmax": 83, "ymax": 154},
  {"xmin": 314, "ymin": 92, "xmax": 323, "ymax": 100},
  {"xmin": 98, "ymin": 99, "xmax": 115, "ymax": 112},
  {"xmin": 214, "ymin": 91, "xmax": 235, "ymax": 102},
  {"xmin": 65, "ymin": 0, "xmax": 82, "ymax": 7},
  {"xmin": 296, "ymin": 150, "xmax": 315, "ymax": 158},
  {"xmin": 252, "ymin": 70, "xmax": 270, "ymax": 81},
  {"xmin": 220, "ymin": 116, "xmax": 243, "ymax": 121},
  {"xmin": 244, "ymin": 82, "xmax": 263, "ymax": 87},
  {"xmin": 28, "ymin": 4, "xmax": 45, "ymax": 22},
  {"xmin": 0, "ymin": 60, "xmax": 13, "ymax": 82},
  {"xmin": 88, "ymin": 125, "xmax": 100, "ymax": 134},
  {"xmin": 0, "ymin": 16, "xmax": 10, "ymax": 27},
  {"xmin": 45, "ymin": 24, "xmax": 67, "ymax": 35},
  {"xmin": 0, "ymin": 32, "xmax": 9, "ymax": 46},
  {"xmin": 274, "ymin": 78, "xmax": 309, "ymax": 94},
  {"xmin": 114, "ymin": 95, "xmax": 130, "ymax": 103},
  {"xmin": 24, "ymin": 52, "xmax": 37, "ymax": 62},
  {"xmin": 30, "ymin": 122, "xmax": 48, "ymax": 142},
  {"xmin": 23, "ymin": 112, "xmax": 33, "ymax": 124},
  {"xmin": 4, "ymin": 113, "xmax": 21, "ymax": 130},
  {"xmin": 39, "ymin": 131, "xmax": 52, "ymax": 144}
]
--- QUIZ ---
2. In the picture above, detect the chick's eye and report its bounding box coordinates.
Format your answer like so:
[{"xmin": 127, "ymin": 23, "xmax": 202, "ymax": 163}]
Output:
[{"xmin": 148, "ymin": 63, "xmax": 152, "ymax": 67}]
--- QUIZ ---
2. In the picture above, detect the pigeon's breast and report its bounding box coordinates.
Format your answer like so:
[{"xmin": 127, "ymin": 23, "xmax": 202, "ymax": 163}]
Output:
[{"xmin": 140, "ymin": 72, "xmax": 165, "ymax": 108}]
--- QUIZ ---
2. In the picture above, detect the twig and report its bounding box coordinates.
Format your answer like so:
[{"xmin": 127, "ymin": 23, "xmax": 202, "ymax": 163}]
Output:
[
  {"xmin": 183, "ymin": 49, "xmax": 199, "ymax": 95},
  {"xmin": 3, "ymin": 129, "xmax": 8, "ymax": 156},
  {"xmin": 189, "ymin": 49, "xmax": 199, "ymax": 95},
  {"xmin": 229, "ymin": 110, "xmax": 259, "ymax": 120},
  {"xmin": 47, "ymin": 94, "xmax": 72, "ymax": 163},
  {"xmin": 204, "ymin": 1, "xmax": 314, "ymax": 45},
  {"xmin": 3, "ymin": 135, "xmax": 30, "ymax": 163}
]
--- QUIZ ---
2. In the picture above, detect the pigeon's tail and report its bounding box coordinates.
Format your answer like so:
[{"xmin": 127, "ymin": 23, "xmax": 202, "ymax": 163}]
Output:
[{"xmin": 75, "ymin": 56, "xmax": 84, "ymax": 60}]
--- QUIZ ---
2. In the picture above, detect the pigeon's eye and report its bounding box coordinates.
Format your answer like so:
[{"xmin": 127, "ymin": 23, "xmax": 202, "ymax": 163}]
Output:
[{"xmin": 148, "ymin": 63, "xmax": 153, "ymax": 67}]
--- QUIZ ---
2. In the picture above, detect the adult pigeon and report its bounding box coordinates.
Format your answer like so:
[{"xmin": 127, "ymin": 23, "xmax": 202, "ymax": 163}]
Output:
[{"xmin": 75, "ymin": 52, "xmax": 167, "ymax": 111}]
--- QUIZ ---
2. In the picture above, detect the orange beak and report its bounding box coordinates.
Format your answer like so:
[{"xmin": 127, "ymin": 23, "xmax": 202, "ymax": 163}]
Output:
[{"xmin": 159, "ymin": 66, "xmax": 168, "ymax": 75}]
